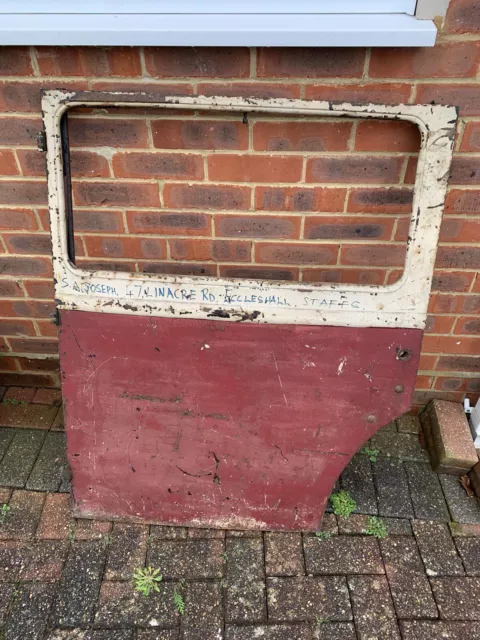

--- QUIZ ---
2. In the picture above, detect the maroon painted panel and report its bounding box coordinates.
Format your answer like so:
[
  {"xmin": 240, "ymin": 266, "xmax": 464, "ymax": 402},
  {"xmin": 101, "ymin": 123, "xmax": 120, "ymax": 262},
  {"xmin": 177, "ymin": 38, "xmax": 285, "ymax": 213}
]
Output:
[{"xmin": 59, "ymin": 310, "xmax": 422, "ymax": 531}]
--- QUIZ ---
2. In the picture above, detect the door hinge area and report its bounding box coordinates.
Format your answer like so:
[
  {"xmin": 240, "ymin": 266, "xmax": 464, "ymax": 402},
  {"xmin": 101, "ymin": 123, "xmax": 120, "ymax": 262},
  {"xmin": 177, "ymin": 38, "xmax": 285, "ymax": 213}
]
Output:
[
  {"xmin": 37, "ymin": 130, "xmax": 47, "ymax": 152},
  {"xmin": 50, "ymin": 309, "xmax": 61, "ymax": 326}
]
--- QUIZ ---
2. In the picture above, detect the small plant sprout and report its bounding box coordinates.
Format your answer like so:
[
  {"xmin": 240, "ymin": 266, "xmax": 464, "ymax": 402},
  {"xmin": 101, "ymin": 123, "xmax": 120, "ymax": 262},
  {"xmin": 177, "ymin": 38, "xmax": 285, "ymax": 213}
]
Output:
[
  {"xmin": 362, "ymin": 446, "xmax": 379, "ymax": 463},
  {"xmin": 329, "ymin": 490, "xmax": 357, "ymax": 519},
  {"xmin": 315, "ymin": 531, "xmax": 331, "ymax": 540},
  {"xmin": 363, "ymin": 516, "xmax": 389, "ymax": 539},
  {"xmin": 173, "ymin": 582, "xmax": 185, "ymax": 615},
  {"xmin": 1, "ymin": 504, "xmax": 10, "ymax": 517},
  {"xmin": 133, "ymin": 567, "xmax": 163, "ymax": 596}
]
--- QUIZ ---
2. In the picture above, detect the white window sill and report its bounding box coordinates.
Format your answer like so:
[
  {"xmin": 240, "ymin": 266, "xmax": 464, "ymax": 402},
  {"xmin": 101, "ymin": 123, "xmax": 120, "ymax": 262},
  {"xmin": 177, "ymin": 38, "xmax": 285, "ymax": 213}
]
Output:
[{"xmin": 0, "ymin": 13, "xmax": 437, "ymax": 47}]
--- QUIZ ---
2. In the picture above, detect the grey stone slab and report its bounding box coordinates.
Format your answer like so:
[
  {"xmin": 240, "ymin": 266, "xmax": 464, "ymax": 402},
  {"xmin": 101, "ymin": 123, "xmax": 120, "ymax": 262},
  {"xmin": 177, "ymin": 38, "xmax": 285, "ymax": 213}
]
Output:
[
  {"xmin": 380, "ymin": 538, "xmax": 438, "ymax": 619},
  {"xmin": 225, "ymin": 537, "xmax": 266, "ymax": 624},
  {"xmin": 405, "ymin": 462, "xmax": 450, "ymax": 522},
  {"xmin": 265, "ymin": 532, "xmax": 304, "ymax": 576},
  {"xmin": 304, "ymin": 536, "xmax": 384, "ymax": 575},
  {"xmin": 440, "ymin": 475, "xmax": 480, "ymax": 524},
  {"xmin": 148, "ymin": 539, "xmax": 224, "ymax": 580},
  {"xmin": 3, "ymin": 582, "xmax": 54, "ymax": 640},
  {"xmin": 340, "ymin": 454, "xmax": 377, "ymax": 515},
  {"xmin": 348, "ymin": 575, "xmax": 400, "ymax": 639},
  {"xmin": 430, "ymin": 577, "xmax": 480, "ymax": 620},
  {"xmin": 412, "ymin": 520, "xmax": 464, "ymax": 576},
  {"xmin": 182, "ymin": 582, "xmax": 223, "ymax": 640},
  {"xmin": 267, "ymin": 576, "xmax": 352, "ymax": 623},
  {"xmin": 226, "ymin": 625, "xmax": 311, "ymax": 640},
  {"xmin": 0, "ymin": 430, "xmax": 46, "ymax": 488},
  {"xmin": 401, "ymin": 621, "xmax": 480, "ymax": 639},
  {"xmin": 369, "ymin": 431, "xmax": 428, "ymax": 462},
  {"xmin": 105, "ymin": 522, "xmax": 148, "ymax": 580},
  {"xmin": 456, "ymin": 537, "xmax": 480, "ymax": 576},
  {"xmin": 53, "ymin": 540, "xmax": 106, "ymax": 628},
  {"xmin": 26, "ymin": 432, "xmax": 70, "ymax": 492},
  {"xmin": 94, "ymin": 580, "xmax": 178, "ymax": 629},
  {"xmin": 373, "ymin": 457, "xmax": 414, "ymax": 519}
]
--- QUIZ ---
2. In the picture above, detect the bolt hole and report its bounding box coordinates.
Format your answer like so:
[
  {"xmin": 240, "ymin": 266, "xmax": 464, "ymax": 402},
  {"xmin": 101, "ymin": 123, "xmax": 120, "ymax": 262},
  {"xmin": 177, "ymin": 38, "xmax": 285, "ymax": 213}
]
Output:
[{"xmin": 396, "ymin": 348, "xmax": 412, "ymax": 362}]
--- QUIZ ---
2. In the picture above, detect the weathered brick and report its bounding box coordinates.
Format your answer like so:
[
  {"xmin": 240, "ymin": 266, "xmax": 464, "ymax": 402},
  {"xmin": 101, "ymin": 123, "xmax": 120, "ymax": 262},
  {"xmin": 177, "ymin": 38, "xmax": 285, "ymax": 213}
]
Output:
[
  {"xmin": 255, "ymin": 242, "xmax": 337, "ymax": 265},
  {"xmin": 445, "ymin": 0, "xmax": 480, "ymax": 34},
  {"xmin": 430, "ymin": 577, "xmax": 480, "ymax": 620},
  {"xmin": 440, "ymin": 474, "xmax": 480, "ymax": 524},
  {"xmin": 149, "ymin": 525, "xmax": 187, "ymax": 539},
  {"xmin": 73, "ymin": 210, "xmax": 124, "ymax": 233},
  {"xmin": 369, "ymin": 431, "xmax": 428, "ymax": 462},
  {"xmin": 355, "ymin": 120, "xmax": 420, "ymax": 152},
  {"xmin": 0, "ymin": 180, "xmax": 48, "ymax": 206},
  {"xmin": 265, "ymin": 532, "xmax": 304, "ymax": 576},
  {"xmin": 348, "ymin": 575, "xmax": 400, "ymax": 639},
  {"xmin": 0, "ymin": 46, "xmax": 33, "ymax": 75},
  {"xmin": 112, "ymin": 152, "xmax": 203, "ymax": 180},
  {"xmin": 255, "ymin": 186, "xmax": 346, "ymax": 212},
  {"xmin": 340, "ymin": 454, "xmax": 377, "ymax": 515},
  {"xmin": 84, "ymin": 236, "xmax": 167, "ymax": 260},
  {"xmin": 75, "ymin": 519, "xmax": 112, "ymax": 540},
  {"xmin": 145, "ymin": 47, "xmax": 250, "ymax": 77},
  {"xmin": 27, "ymin": 431, "xmax": 70, "ymax": 492},
  {"xmin": 340, "ymin": 244, "xmax": 406, "ymax": 267},
  {"xmin": 105, "ymin": 522, "xmax": 148, "ymax": 580},
  {"xmin": 0, "ymin": 403, "xmax": 57, "ymax": 430},
  {"xmin": 347, "ymin": 187, "xmax": 413, "ymax": 213},
  {"xmin": 0, "ymin": 80, "xmax": 88, "ymax": 112},
  {"xmin": 225, "ymin": 537, "xmax": 266, "ymax": 624},
  {"xmin": 208, "ymin": 154, "xmax": 303, "ymax": 183},
  {"xmin": 397, "ymin": 415, "xmax": 421, "ymax": 434},
  {"xmin": 68, "ymin": 117, "xmax": 149, "ymax": 148},
  {"xmin": 163, "ymin": 183, "xmax": 250, "ymax": 210},
  {"xmin": 380, "ymin": 538, "xmax": 438, "ymax": 619},
  {"xmin": 49, "ymin": 632, "xmax": 135, "ymax": 640},
  {"xmin": 304, "ymin": 535, "xmax": 383, "ymax": 575},
  {"xmin": 306, "ymin": 155, "xmax": 403, "ymax": 184},
  {"xmin": 304, "ymin": 216, "xmax": 393, "ymax": 241},
  {"xmin": 220, "ymin": 265, "xmax": 298, "ymax": 281},
  {"xmin": 73, "ymin": 181, "xmax": 160, "ymax": 208},
  {"xmin": 169, "ymin": 238, "xmax": 250, "ymax": 262},
  {"xmin": 32, "ymin": 388, "xmax": 61, "ymax": 405},
  {"xmin": 253, "ymin": 121, "xmax": 352, "ymax": 152},
  {"xmin": 421, "ymin": 399, "xmax": 478, "ymax": 474},
  {"xmin": 53, "ymin": 540, "xmax": 106, "ymax": 627},
  {"xmin": 36, "ymin": 493, "xmax": 75, "ymax": 540},
  {"xmin": 216, "ymin": 215, "xmax": 300, "ymax": 239},
  {"xmin": 226, "ymin": 625, "xmax": 311, "ymax": 640},
  {"xmin": 0, "ymin": 489, "xmax": 44, "ymax": 540},
  {"xmin": 197, "ymin": 81, "xmax": 301, "ymax": 99},
  {"xmin": 187, "ymin": 527, "xmax": 224, "ymax": 539},
  {"xmin": 455, "ymin": 536, "xmax": 480, "ymax": 576},
  {"xmin": 183, "ymin": 582, "xmax": 223, "ymax": 640},
  {"xmin": 305, "ymin": 82, "xmax": 411, "ymax": 104},
  {"xmin": 0, "ymin": 117, "xmax": 42, "ymax": 145},
  {"xmin": 148, "ymin": 539, "xmax": 224, "ymax": 580},
  {"xmin": 153, "ymin": 119, "xmax": 248, "ymax": 150},
  {"xmin": 0, "ymin": 429, "xmax": 46, "ymax": 488},
  {"xmin": 413, "ymin": 520, "xmax": 464, "ymax": 576},
  {"xmin": 127, "ymin": 211, "xmax": 210, "ymax": 236},
  {"xmin": 19, "ymin": 540, "xmax": 69, "ymax": 581},
  {"xmin": 416, "ymin": 84, "xmax": 480, "ymax": 115},
  {"xmin": 257, "ymin": 48, "xmax": 365, "ymax": 78},
  {"xmin": 3, "ymin": 582, "xmax": 54, "ymax": 640},
  {"xmin": 405, "ymin": 462, "xmax": 450, "ymax": 522},
  {"xmin": 373, "ymin": 458, "xmax": 414, "ymax": 519},
  {"xmin": 401, "ymin": 621, "xmax": 480, "ymax": 639},
  {"xmin": 267, "ymin": 576, "xmax": 351, "ymax": 622}
]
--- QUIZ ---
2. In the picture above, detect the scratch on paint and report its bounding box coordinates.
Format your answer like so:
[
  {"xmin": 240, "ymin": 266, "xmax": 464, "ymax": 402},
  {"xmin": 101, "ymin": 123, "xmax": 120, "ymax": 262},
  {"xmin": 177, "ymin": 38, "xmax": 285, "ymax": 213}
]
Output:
[
  {"xmin": 337, "ymin": 356, "xmax": 347, "ymax": 376},
  {"xmin": 84, "ymin": 356, "xmax": 119, "ymax": 390},
  {"xmin": 364, "ymin": 371, "xmax": 373, "ymax": 382},
  {"xmin": 272, "ymin": 353, "xmax": 288, "ymax": 407}
]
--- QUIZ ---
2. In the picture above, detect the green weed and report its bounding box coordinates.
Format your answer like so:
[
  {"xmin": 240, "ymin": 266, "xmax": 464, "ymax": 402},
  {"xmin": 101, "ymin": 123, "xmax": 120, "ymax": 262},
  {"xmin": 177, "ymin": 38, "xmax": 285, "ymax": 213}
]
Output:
[
  {"xmin": 363, "ymin": 516, "xmax": 389, "ymax": 539},
  {"xmin": 133, "ymin": 567, "xmax": 163, "ymax": 596},
  {"xmin": 362, "ymin": 446, "xmax": 379, "ymax": 463},
  {"xmin": 173, "ymin": 579, "xmax": 185, "ymax": 615},
  {"xmin": 315, "ymin": 531, "xmax": 331, "ymax": 540},
  {"xmin": 1, "ymin": 504, "xmax": 10, "ymax": 517},
  {"xmin": 329, "ymin": 490, "xmax": 357, "ymax": 518}
]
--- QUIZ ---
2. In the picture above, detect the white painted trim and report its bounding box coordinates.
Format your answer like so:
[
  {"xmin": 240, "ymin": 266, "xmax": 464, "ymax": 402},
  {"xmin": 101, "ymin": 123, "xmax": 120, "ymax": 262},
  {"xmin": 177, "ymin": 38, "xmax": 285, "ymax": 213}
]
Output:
[
  {"xmin": 42, "ymin": 91, "xmax": 457, "ymax": 330},
  {"xmin": 0, "ymin": 13, "xmax": 437, "ymax": 47}
]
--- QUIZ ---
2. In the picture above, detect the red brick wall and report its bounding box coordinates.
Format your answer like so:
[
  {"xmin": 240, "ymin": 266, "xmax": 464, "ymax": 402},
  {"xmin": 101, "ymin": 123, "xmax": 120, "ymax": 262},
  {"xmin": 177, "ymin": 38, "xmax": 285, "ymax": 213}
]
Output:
[{"xmin": 0, "ymin": 0, "xmax": 479, "ymax": 407}]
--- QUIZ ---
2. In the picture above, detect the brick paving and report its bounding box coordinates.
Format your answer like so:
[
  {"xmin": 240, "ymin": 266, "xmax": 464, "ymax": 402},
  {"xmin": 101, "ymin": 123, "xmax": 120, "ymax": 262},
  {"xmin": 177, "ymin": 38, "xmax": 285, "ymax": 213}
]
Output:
[{"xmin": 0, "ymin": 388, "xmax": 480, "ymax": 638}]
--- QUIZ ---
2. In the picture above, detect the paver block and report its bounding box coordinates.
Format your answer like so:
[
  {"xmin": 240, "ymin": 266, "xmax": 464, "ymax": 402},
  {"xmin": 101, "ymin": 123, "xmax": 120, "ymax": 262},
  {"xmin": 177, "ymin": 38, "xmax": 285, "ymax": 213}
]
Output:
[
  {"xmin": 105, "ymin": 522, "xmax": 148, "ymax": 580},
  {"xmin": 401, "ymin": 621, "xmax": 480, "ymax": 639},
  {"xmin": 380, "ymin": 538, "xmax": 438, "ymax": 619},
  {"xmin": 0, "ymin": 486, "xmax": 11, "ymax": 503},
  {"xmin": 3, "ymin": 582, "xmax": 54, "ymax": 640},
  {"xmin": 94, "ymin": 580, "xmax": 178, "ymax": 628},
  {"xmin": 449, "ymin": 522, "xmax": 480, "ymax": 537},
  {"xmin": 183, "ymin": 582, "xmax": 223, "ymax": 640},
  {"xmin": 0, "ymin": 541, "xmax": 26, "ymax": 580},
  {"xmin": 32, "ymin": 388, "xmax": 62, "ymax": 406},
  {"xmin": 265, "ymin": 532, "xmax": 304, "ymax": 576},
  {"xmin": 348, "ymin": 575, "xmax": 400, "ymax": 639},
  {"xmin": 48, "ymin": 632, "xmax": 135, "ymax": 639},
  {"xmin": 75, "ymin": 519, "xmax": 112, "ymax": 540},
  {"xmin": 421, "ymin": 400, "xmax": 478, "ymax": 474},
  {"xmin": 430, "ymin": 577, "xmax": 480, "ymax": 620},
  {"xmin": 51, "ymin": 407, "xmax": 65, "ymax": 431},
  {"xmin": 149, "ymin": 525, "xmax": 187, "ymax": 539},
  {"xmin": 37, "ymin": 493, "xmax": 75, "ymax": 540},
  {"xmin": 0, "ymin": 428, "xmax": 14, "ymax": 461},
  {"xmin": 369, "ymin": 431, "xmax": 428, "ymax": 462},
  {"xmin": 340, "ymin": 454, "xmax": 377, "ymax": 515},
  {"xmin": 53, "ymin": 540, "xmax": 106, "ymax": 627},
  {"xmin": 455, "ymin": 537, "xmax": 480, "ymax": 576},
  {"xmin": 226, "ymin": 625, "xmax": 311, "ymax": 640},
  {"xmin": 304, "ymin": 535, "xmax": 383, "ymax": 574},
  {"xmin": 373, "ymin": 457, "xmax": 414, "ymax": 519},
  {"xmin": 187, "ymin": 527, "xmax": 224, "ymax": 538},
  {"xmin": 137, "ymin": 631, "xmax": 179, "ymax": 640},
  {"xmin": 396, "ymin": 415, "xmax": 421, "ymax": 433},
  {"xmin": 267, "ymin": 576, "xmax": 351, "ymax": 623},
  {"xmin": 412, "ymin": 520, "xmax": 464, "ymax": 576},
  {"xmin": 4, "ymin": 387, "xmax": 36, "ymax": 403},
  {"xmin": 405, "ymin": 462, "xmax": 450, "ymax": 521},
  {"xmin": 0, "ymin": 430, "xmax": 46, "ymax": 487},
  {"xmin": 225, "ymin": 537, "xmax": 266, "ymax": 623},
  {"xmin": 19, "ymin": 540, "xmax": 69, "ymax": 581},
  {"xmin": 439, "ymin": 474, "xmax": 480, "ymax": 524},
  {"xmin": 227, "ymin": 530, "xmax": 263, "ymax": 538},
  {"xmin": 313, "ymin": 623, "xmax": 357, "ymax": 640},
  {"xmin": 0, "ymin": 490, "xmax": 45, "ymax": 540},
  {"xmin": 26, "ymin": 431, "xmax": 70, "ymax": 492},
  {"xmin": 0, "ymin": 582, "xmax": 13, "ymax": 626},
  {"xmin": 0, "ymin": 403, "xmax": 57, "ymax": 430},
  {"xmin": 148, "ymin": 539, "xmax": 224, "ymax": 579},
  {"xmin": 318, "ymin": 513, "xmax": 338, "ymax": 535},
  {"xmin": 336, "ymin": 514, "xmax": 410, "ymax": 536}
]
